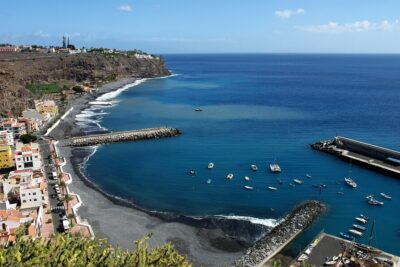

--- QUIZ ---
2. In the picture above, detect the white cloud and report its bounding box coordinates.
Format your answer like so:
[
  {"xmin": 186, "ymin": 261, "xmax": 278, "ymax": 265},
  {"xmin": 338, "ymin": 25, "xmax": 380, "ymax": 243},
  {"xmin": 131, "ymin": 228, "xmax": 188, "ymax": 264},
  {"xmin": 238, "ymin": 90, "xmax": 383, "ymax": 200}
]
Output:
[
  {"xmin": 275, "ymin": 8, "xmax": 305, "ymax": 19},
  {"xmin": 299, "ymin": 19, "xmax": 400, "ymax": 33},
  {"xmin": 119, "ymin": 5, "xmax": 132, "ymax": 12}
]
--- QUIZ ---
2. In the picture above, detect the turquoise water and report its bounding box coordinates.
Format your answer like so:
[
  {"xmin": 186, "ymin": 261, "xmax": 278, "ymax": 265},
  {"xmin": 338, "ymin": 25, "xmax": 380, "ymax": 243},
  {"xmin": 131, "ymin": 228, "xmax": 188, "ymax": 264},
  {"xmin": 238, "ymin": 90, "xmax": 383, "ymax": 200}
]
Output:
[{"xmin": 79, "ymin": 54, "xmax": 400, "ymax": 254}]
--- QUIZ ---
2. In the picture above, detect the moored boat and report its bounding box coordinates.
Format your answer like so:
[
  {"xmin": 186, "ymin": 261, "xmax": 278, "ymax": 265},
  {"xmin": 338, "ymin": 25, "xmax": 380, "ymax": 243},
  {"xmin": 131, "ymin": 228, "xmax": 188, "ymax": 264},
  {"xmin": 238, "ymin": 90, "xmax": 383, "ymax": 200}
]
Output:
[
  {"xmin": 268, "ymin": 186, "xmax": 278, "ymax": 191},
  {"xmin": 269, "ymin": 163, "xmax": 281, "ymax": 173},
  {"xmin": 250, "ymin": 164, "xmax": 258, "ymax": 171},
  {"xmin": 227, "ymin": 173, "xmax": 234, "ymax": 180},
  {"xmin": 339, "ymin": 232, "xmax": 355, "ymax": 241},
  {"xmin": 293, "ymin": 179, "xmax": 303, "ymax": 184},
  {"xmin": 244, "ymin": 176, "xmax": 250, "ymax": 181},
  {"xmin": 194, "ymin": 108, "xmax": 203, "ymax": 112},
  {"xmin": 353, "ymin": 224, "xmax": 366, "ymax": 231},
  {"xmin": 206, "ymin": 179, "xmax": 212, "ymax": 184},
  {"xmin": 189, "ymin": 170, "xmax": 196, "ymax": 176},
  {"xmin": 355, "ymin": 217, "xmax": 367, "ymax": 224},
  {"xmin": 380, "ymin": 193, "xmax": 392, "ymax": 200},
  {"xmin": 207, "ymin": 162, "xmax": 214, "ymax": 169},
  {"xmin": 349, "ymin": 229, "xmax": 363, "ymax": 237},
  {"xmin": 289, "ymin": 183, "xmax": 296, "ymax": 187},
  {"xmin": 306, "ymin": 174, "xmax": 312, "ymax": 178},
  {"xmin": 368, "ymin": 198, "xmax": 384, "ymax": 206},
  {"xmin": 344, "ymin": 177, "xmax": 357, "ymax": 188},
  {"xmin": 244, "ymin": 185, "xmax": 254, "ymax": 190}
]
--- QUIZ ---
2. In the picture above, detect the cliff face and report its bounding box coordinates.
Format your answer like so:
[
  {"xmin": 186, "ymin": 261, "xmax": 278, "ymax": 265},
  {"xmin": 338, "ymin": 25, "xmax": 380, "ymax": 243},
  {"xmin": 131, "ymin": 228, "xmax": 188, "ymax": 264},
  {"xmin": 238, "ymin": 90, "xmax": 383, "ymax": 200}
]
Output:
[{"xmin": 0, "ymin": 53, "xmax": 170, "ymax": 116}]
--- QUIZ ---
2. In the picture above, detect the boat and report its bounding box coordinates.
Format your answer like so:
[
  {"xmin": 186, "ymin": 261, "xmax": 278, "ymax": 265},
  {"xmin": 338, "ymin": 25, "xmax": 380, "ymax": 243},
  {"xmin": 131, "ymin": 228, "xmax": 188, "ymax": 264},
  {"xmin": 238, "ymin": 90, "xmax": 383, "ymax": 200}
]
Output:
[
  {"xmin": 268, "ymin": 186, "xmax": 278, "ymax": 191},
  {"xmin": 269, "ymin": 163, "xmax": 281, "ymax": 173},
  {"xmin": 244, "ymin": 186, "xmax": 254, "ymax": 190},
  {"xmin": 244, "ymin": 176, "xmax": 250, "ymax": 181},
  {"xmin": 293, "ymin": 179, "xmax": 303, "ymax": 184},
  {"xmin": 207, "ymin": 162, "xmax": 214, "ymax": 169},
  {"xmin": 344, "ymin": 177, "xmax": 357, "ymax": 188},
  {"xmin": 368, "ymin": 198, "xmax": 384, "ymax": 206},
  {"xmin": 366, "ymin": 194, "xmax": 374, "ymax": 200},
  {"xmin": 380, "ymin": 193, "xmax": 392, "ymax": 200},
  {"xmin": 360, "ymin": 214, "xmax": 369, "ymax": 221},
  {"xmin": 206, "ymin": 179, "xmax": 212, "ymax": 184},
  {"xmin": 194, "ymin": 108, "xmax": 203, "ymax": 112},
  {"xmin": 289, "ymin": 183, "xmax": 296, "ymax": 187},
  {"xmin": 337, "ymin": 191, "xmax": 344, "ymax": 195},
  {"xmin": 306, "ymin": 174, "xmax": 312, "ymax": 178},
  {"xmin": 355, "ymin": 217, "xmax": 367, "ymax": 224},
  {"xmin": 226, "ymin": 173, "xmax": 234, "ymax": 180},
  {"xmin": 353, "ymin": 224, "xmax": 367, "ymax": 231},
  {"xmin": 339, "ymin": 232, "xmax": 355, "ymax": 241},
  {"xmin": 349, "ymin": 229, "xmax": 363, "ymax": 237},
  {"xmin": 250, "ymin": 164, "xmax": 258, "ymax": 171},
  {"xmin": 297, "ymin": 254, "xmax": 309, "ymax": 262},
  {"xmin": 189, "ymin": 170, "xmax": 196, "ymax": 176}
]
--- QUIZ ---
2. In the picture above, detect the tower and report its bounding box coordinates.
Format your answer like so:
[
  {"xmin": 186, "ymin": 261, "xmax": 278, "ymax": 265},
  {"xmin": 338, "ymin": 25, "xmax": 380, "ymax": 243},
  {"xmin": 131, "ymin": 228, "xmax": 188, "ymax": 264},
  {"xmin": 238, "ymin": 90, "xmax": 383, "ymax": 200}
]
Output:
[{"xmin": 62, "ymin": 35, "xmax": 67, "ymax": 48}]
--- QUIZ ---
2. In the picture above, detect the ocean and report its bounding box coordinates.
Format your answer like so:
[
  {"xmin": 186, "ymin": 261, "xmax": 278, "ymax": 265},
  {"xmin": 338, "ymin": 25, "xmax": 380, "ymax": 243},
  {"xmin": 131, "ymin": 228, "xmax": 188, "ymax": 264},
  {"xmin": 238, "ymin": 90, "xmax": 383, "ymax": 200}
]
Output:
[{"xmin": 76, "ymin": 54, "xmax": 400, "ymax": 255}]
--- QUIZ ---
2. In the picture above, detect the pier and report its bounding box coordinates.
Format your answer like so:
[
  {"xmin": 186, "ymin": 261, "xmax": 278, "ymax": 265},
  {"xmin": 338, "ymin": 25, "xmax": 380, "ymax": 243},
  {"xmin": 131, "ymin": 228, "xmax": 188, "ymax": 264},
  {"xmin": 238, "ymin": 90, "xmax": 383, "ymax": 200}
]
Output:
[
  {"xmin": 311, "ymin": 136, "xmax": 400, "ymax": 177},
  {"xmin": 67, "ymin": 127, "xmax": 181, "ymax": 147}
]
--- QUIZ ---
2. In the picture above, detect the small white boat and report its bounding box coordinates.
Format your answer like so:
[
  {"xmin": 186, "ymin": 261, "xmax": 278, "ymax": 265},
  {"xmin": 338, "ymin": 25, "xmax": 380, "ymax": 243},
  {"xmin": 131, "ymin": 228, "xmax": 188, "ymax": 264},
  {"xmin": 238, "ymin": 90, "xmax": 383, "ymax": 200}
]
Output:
[
  {"xmin": 194, "ymin": 108, "xmax": 203, "ymax": 112},
  {"xmin": 289, "ymin": 183, "xmax": 296, "ymax": 187},
  {"xmin": 244, "ymin": 185, "xmax": 254, "ymax": 190},
  {"xmin": 366, "ymin": 194, "xmax": 374, "ymax": 200},
  {"xmin": 368, "ymin": 198, "xmax": 384, "ymax": 206},
  {"xmin": 268, "ymin": 186, "xmax": 278, "ymax": 191},
  {"xmin": 344, "ymin": 177, "xmax": 357, "ymax": 188},
  {"xmin": 349, "ymin": 229, "xmax": 363, "ymax": 237},
  {"xmin": 306, "ymin": 174, "xmax": 312, "ymax": 178},
  {"xmin": 297, "ymin": 254, "xmax": 309, "ymax": 262},
  {"xmin": 250, "ymin": 164, "xmax": 258, "ymax": 171},
  {"xmin": 208, "ymin": 162, "xmax": 214, "ymax": 169},
  {"xmin": 269, "ymin": 163, "xmax": 281, "ymax": 173},
  {"xmin": 227, "ymin": 173, "xmax": 234, "ymax": 180},
  {"xmin": 206, "ymin": 179, "xmax": 212, "ymax": 184},
  {"xmin": 244, "ymin": 176, "xmax": 250, "ymax": 181},
  {"xmin": 353, "ymin": 224, "xmax": 366, "ymax": 231},
  {"xmin": 380, "ymin": 193, "xmax": 392, "ymax": 200},
  {"xmin": 189, "ymin": 170, "xmax": 196, "ymax": 175},
  {"xmin": 293, "ymin": 179, "xmax": 303, "ymax": 184},
  {"xmin": 355, "ymin": 217, "xmax": 367, "ymax": 224}
]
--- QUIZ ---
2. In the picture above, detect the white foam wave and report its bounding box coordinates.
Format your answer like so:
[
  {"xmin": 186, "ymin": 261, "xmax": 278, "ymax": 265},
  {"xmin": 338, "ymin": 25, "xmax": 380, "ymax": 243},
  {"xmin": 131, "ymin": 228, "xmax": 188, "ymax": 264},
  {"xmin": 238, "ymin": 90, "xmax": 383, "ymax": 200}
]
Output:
[
  {"xmin": 96, "ymin": 78, "xmax": 148, "ymax": 101},
  {"xmin": 215, "ymin": 215, "xmax": 280, "ymax": 228}
]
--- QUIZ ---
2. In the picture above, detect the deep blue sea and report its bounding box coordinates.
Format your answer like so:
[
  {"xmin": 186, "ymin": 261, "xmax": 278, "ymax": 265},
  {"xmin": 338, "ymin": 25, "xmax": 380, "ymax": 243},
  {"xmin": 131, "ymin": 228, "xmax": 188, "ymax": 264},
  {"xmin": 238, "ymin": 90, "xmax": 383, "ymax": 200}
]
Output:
[{"xmin": 77, "ymin": 54, "xmax": 400, "ymax": 255}]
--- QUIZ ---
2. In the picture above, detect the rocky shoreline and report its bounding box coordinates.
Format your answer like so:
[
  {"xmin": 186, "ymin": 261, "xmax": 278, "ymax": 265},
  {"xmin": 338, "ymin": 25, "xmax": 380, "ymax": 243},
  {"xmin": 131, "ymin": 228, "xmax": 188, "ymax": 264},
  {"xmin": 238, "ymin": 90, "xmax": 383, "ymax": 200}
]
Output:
[{"xmin": 233, "ymin": 201, "xmax": 326, "ymax": 267}]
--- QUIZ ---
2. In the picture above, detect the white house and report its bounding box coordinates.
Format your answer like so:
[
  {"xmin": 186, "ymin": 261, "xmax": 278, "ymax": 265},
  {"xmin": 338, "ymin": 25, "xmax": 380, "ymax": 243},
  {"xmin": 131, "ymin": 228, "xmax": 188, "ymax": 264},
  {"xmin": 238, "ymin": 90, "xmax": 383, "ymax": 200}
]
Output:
[
  {"xmin": 20, "ymin": 187, "xmax": 44, "ymax": 211},
  {"xmin": 0, "ymin": 131, "xmax": 14, "ymax": 147},
  {"xmin": 14, "ymin": 142, "xmax": 41, "ymax": 171}
]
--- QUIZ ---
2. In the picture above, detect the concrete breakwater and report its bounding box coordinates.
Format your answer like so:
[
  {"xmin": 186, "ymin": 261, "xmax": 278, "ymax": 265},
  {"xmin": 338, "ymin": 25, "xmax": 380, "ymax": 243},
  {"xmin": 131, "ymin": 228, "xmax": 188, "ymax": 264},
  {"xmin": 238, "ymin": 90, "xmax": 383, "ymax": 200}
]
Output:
[
  {"xmin": 233, "ymin": 201, "xmax": 325, "ymax": 267},
  {"xmin": 67, "ymin": 127, "xmax": 181, "ymax": 147}
]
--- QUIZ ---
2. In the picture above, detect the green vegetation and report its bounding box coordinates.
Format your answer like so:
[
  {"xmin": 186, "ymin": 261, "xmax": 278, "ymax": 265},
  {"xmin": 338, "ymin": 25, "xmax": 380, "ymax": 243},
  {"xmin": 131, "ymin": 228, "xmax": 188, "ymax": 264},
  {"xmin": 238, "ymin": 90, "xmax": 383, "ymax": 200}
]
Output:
[
  {"xmin": 27, "ymin": 83, "xmax": 64, "ymax": 94},
  {"xmin": 0, "ymin": 234, "xmax": 191, "ymax": 267},
  {"xmin": 19, "ymin": 133, "xmax": 37, "ymax": 144}
]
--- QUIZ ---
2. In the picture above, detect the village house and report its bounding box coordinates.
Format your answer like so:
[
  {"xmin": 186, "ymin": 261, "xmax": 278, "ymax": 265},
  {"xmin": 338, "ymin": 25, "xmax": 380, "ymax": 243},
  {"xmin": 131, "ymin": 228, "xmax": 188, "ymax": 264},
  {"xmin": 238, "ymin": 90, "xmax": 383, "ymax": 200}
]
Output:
[
  {"xmin": 34, "ymin": 100, "xmax": 59, "ymax": 116},
  {"xmin": 0, "ymin": 118, "xmax": 27, "ymax": 138},
  {"xmin": 14, "ymin": 142, "xmax": 41, "ymax": 171},
  {"xmin": 0, "ymin": 130, "xmax": 14, "ymax": 147},
  {"xmin": 0, "ymin": 146, "xmax": 14, "ymax": 170},
  {"xmin": 21, "ymin": 109, "xmax": 50, "ymax": 132}
]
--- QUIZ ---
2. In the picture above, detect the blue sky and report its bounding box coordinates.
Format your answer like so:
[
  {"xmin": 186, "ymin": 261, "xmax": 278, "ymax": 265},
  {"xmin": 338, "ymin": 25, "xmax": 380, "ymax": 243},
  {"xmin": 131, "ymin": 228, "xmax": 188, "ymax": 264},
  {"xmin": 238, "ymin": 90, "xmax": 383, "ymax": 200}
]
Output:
[{"xmin": 1, "ymin": 0, "xmax": 400, "ymax": 54}]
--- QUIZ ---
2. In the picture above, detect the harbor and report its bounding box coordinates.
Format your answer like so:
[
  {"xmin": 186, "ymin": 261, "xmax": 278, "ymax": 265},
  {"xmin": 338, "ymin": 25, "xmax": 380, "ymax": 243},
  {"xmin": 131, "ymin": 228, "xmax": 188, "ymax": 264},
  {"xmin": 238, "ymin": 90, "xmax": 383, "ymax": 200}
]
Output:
[
  {"xmin": 311, "ymin": 136, "xmax": 400, "ymax": 177},
  {"xmin": 66, "ymin": 127, "xmax": 181, "ymax": 147}
]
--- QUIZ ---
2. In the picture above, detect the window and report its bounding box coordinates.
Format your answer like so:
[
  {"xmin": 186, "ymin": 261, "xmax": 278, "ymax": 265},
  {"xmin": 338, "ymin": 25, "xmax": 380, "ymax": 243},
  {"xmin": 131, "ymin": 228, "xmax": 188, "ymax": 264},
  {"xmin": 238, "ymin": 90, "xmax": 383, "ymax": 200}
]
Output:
[
  {"xmin": 33, "ymin": 198, "xmax": 37, "ymax": 201},
  {"xmin": 22, "ymin": 200, "xmax": 26, "ymax": 203},
  {"xmin": 33, "ymin": 192, "xmax": 36, "ymax": 195},
  {"xmin": 22, "ymin": 194, "xmax": 26, "ymax": 197}
]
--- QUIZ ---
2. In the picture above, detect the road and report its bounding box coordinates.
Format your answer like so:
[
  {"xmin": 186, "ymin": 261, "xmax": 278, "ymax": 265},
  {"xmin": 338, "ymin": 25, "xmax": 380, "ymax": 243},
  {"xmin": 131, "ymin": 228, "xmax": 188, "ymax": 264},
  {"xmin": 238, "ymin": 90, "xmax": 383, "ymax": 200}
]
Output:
[{"xmin": 38, "ymin": 139, "xmax": 65, "ymax": 233}]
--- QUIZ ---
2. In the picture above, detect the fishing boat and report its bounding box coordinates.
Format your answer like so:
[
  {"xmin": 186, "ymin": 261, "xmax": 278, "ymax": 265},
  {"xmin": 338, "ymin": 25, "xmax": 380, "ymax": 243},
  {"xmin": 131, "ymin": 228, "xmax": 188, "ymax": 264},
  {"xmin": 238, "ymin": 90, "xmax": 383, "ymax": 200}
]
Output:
[
  {"xmin": 207, "ymin": 162, "xmax": 214, "ymax": 169},
  {"xmin": 206, "ymin": 179, "xmax": 212, "ymax": 184},
  {"xmin": 250, "ymin": 164, "xmax": 258, "ymax": 171},
  {"xmin": 189, "ymin": 170, "xmax": 196, "ymax": 176},
  {"xmin": 349, "ymin": 229, "xmax": 363, "ymax": 237},
  {"xmin": 194, "ymin": 108, "xmax": 203, "ymax": 112},
  {"xmin": 306, "ymin": 174, "xmax": 312, "ymax": 178},
  {"xmin": 244, "ymin": 176, "xmax": 250, "ymax": 181},
  {"xmin": 344, "ymin": 177, "xmax": 357, "ymax": 188},
  {"xmin": 368, "ymin": 198, "xmax": 384, "ymax": 206},
  {"xmin": 269, "ymin": 163, "xmax": 281, "ymax": 173},
  {"xmin": 339, "ymin": 232, "xmax": 355, "ymax": 241},
  {"xmin": 244, "ymin": 185, "xmax": 254, "ymax": 190},
  {"xmin": 268, "ymin": 186, "xmax": 278, "ymax": 191},
  {"xmin": 226, "ymin": 173, "xmax": 234, "ymax": 180},
  {"xmin": 293, "ymin": 179, "xmax": 303, "ymax": 184},
  {"xmin": 355, "ymin": 217, "xmax": 367, "ymax": 224},
  {"xmin": 353, "ymin": 224, "xmax": 367, "ymax": 231},
  {"xmin": 380, "ymin": 193, "xmax": 392, "ymax": 200}
]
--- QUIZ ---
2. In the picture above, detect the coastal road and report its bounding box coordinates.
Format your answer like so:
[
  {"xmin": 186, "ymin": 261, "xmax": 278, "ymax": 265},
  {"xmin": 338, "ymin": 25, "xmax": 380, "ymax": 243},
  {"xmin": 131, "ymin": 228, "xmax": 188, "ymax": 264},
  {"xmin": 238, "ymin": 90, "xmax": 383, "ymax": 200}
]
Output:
[{"xmin": 39, "ymin": 139, "xmax": 64, "ymax": 233}]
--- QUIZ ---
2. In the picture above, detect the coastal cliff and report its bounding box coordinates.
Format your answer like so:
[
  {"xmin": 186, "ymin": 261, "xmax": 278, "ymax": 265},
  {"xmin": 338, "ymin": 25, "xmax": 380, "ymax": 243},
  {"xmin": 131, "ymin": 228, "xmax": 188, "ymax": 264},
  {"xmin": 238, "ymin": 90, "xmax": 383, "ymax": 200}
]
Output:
[{"xmin": 0, "ymin": 52, "xmax": 170, "ymax": 116}]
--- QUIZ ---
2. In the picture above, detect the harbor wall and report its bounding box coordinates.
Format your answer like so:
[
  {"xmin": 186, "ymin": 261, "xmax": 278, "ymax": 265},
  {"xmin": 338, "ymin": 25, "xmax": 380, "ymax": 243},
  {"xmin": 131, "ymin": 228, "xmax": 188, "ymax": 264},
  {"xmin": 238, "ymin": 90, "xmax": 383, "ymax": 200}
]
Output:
[
  {"xmin": 233, "ymin": 201, "xmax": 325, "ymax": 267},
  {"xmin": 67, "ymin": 127, "xmax": 181, "ymax": 147}
]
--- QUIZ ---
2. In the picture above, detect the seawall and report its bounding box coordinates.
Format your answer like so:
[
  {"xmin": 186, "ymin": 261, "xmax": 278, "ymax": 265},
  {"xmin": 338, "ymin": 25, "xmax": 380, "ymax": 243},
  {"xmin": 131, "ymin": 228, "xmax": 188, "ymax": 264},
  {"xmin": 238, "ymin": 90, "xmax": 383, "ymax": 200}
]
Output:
[{"xmin": 233, "ymin": 201, "xmax": 325, "ymax": 267}]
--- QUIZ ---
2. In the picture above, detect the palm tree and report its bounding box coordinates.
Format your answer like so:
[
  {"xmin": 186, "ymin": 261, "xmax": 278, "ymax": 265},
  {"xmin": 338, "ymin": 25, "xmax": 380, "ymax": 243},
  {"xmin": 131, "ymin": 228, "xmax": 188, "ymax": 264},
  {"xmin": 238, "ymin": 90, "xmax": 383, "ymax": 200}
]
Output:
[
  {"xmin": 64, "ymin": 193, "xmax": 74, "ymax": 216},
  {"xmin": 59, "ymin": 180, "xmax": 66, "ymax": 195}
]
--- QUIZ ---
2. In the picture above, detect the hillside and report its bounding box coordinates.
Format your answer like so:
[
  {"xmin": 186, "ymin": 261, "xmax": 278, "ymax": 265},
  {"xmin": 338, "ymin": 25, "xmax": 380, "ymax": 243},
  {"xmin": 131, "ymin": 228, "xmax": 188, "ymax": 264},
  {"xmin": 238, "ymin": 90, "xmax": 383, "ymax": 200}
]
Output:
[{"xmin": 0, "ymin": 52, "xmax": 170, "ymax": 116}]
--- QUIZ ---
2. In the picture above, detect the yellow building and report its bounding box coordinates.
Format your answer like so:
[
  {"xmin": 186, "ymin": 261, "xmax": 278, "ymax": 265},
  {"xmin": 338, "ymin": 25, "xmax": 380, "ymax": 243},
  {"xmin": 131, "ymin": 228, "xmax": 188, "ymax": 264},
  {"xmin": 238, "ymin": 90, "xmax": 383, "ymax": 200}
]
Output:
[
  {"xmin": 0, "ymin": 145, "xmax": 14, "ymax": 169},
  {"xmin": 35, "ymin": 100, "xmax": 59, "ymax": 116}
]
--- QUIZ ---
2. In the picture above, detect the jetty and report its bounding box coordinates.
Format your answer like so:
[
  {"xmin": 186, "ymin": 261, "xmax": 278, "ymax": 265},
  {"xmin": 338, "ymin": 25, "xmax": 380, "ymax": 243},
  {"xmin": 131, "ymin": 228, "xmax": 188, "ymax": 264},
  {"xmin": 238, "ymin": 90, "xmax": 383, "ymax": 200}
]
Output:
[
  {"xmin": 67, "ymin": 127, "xmax": 181, "ymax": 147},
  {"xmin": 233, "ymin": 201, "xmax": 325, "ymax": 267},
  {"xmin": 311, "ymin": 136, "xmax": 400, "ymax": 177}
]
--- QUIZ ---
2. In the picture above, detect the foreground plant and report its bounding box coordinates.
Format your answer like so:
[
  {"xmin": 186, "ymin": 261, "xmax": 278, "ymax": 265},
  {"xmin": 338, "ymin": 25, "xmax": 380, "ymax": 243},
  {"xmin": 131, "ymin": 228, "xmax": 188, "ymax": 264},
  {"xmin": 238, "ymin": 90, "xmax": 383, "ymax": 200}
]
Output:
[{"xmin": 0, "ymin": 233, "xmax": 191, "ymax": 267}]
